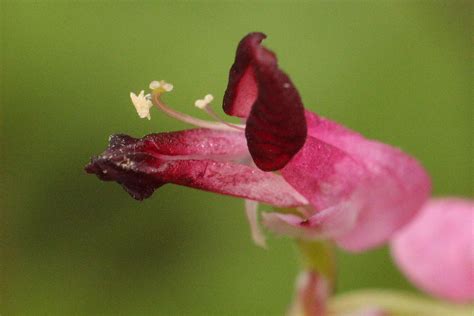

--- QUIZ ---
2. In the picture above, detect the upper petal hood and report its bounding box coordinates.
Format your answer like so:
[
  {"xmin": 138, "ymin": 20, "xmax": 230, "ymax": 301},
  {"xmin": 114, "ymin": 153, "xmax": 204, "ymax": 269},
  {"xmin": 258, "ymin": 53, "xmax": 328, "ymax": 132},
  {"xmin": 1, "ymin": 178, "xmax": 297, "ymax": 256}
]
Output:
[
  {"xmin": 223, "ymin": 32, "xmax": 307, "ymax": 171},
  {"xmin": 85, "ymin": 128, "xmax": 307, "ymax": 207},
  {"xmin": 223, "ymin": 32, "xmax": 264, "ymax": 118}
]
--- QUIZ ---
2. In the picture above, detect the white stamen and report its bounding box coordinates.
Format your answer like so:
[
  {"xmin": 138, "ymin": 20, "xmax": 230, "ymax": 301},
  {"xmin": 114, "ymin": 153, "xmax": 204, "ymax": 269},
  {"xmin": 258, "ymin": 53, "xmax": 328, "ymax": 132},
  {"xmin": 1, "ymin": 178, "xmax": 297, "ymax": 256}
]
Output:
[
  {"xmin": 149, "ymin": 80, "xmax": 161, "ymax": 90},
  {"xmin": 149, "ymin": 80, "xmax": 174, "ymax": 92},
  {"xmin": 194, "ymin": 94, "xmax": 245, "ymax": 131},
  {"xmin": 162, "ymin": 82, "xmax": 174, "ymax": 92},
  {"xmin": 151, "ymin": 92, "xmax": 242, "ymax": 132},
  {"xmin": 130, "ymin": 80, "xmax": 244, "ymax": 131},
  {"xmin": 194, "ymin": 94, "xmax": 214, "ymax": 109},
  {"xmin": 130, "ymin": 90, "xmax": 153, "ymax": 120}
]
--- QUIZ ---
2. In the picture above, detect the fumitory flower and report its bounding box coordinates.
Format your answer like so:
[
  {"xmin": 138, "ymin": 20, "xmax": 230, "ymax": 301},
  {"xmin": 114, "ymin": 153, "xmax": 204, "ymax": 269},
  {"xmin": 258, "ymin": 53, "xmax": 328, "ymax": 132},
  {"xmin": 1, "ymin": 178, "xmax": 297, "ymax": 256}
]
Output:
[{"xmin": 85, "ymin": 32, "xmax": 431, "ymax": 252}]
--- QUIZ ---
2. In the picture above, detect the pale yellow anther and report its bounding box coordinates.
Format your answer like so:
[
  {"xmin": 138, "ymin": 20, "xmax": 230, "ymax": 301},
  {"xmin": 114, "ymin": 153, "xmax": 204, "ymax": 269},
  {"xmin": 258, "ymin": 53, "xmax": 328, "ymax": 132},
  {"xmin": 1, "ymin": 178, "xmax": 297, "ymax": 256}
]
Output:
[
  {"xmin": 194, "ymin": 94, "xmax": 214, "ymax": 109},
  {"xmin": 162, "ymin": 82, "xmax": 174, "ymax": 92},
  {"xmin": 130, "ymin": 90, "xmax": 153, "ymax": 120},
  {"xmin": 149, "ymin": 80, "xmax": 161, "ymax": 90},
  {"xmin": 149, "ymin": 80, "xmax": 174, "ymax": 94}
]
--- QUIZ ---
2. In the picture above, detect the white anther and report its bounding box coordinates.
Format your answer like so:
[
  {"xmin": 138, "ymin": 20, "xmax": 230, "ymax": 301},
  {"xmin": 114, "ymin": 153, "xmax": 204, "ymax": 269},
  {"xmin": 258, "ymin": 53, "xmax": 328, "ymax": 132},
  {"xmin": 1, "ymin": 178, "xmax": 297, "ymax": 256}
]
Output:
[
  {"xmin": 194, "ymin": 94, "xmax": 214, "ymax": 109},
  {"xmin": 149, "ymin": 80, "xmax": 174, "ymax": 92},
  {"xmin": 149, "ymin": 80, "xmax": 161, "ymax": 90},
  {"xmin": 130, "ymin": 90, "xmax": 153, "ymax": 120},
  {"xmin": 162, "ymin": 82, "xmax": 173, "ymax": 92}
]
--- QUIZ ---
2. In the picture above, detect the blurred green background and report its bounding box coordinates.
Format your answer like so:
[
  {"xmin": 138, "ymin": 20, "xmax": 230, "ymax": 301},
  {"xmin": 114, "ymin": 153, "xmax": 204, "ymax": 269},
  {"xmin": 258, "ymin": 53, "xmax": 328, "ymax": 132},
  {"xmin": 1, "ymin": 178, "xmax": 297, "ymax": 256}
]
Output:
[{"xmin": 1, "ymin": 1, "xmax": 471, "ymax": 315}]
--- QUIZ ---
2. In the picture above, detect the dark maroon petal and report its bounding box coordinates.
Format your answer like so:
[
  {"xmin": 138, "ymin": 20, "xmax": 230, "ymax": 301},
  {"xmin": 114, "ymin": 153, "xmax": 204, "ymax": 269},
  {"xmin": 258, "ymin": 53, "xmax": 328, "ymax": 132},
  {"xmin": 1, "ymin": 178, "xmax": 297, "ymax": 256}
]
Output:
[
  {"xmin": 245, "ymin": 48, "xmax": 307, "ymax": 171},
  {"xmin": 223, "ymin": 32, "xmax": 307, "ymax": 171},
  {"xmin": 223, "ymin": 32, "xmax": 264, "ymax": 118},
  {"xmin": 85, "ymin": 129, "xmax": 307, "ymax": 207}
]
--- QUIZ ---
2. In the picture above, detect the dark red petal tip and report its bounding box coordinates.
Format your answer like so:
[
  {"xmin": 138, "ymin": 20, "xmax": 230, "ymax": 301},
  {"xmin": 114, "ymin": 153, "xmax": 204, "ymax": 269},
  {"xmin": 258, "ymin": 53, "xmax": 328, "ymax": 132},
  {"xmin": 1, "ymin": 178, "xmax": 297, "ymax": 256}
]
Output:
[
  {"xmin": 246, "ymin": 50, "xmax": 307, "ymax": 171},
  {"xmin": 223, "ymin": 32, "xmax": 266, "ymax": 118},
  {"xmin": 223, "ymin": 32, "xmax": 307, "ymax": 171},
  {"xmin": 85, "ymin": 134, "xmax": 164, "ymax": 200}
]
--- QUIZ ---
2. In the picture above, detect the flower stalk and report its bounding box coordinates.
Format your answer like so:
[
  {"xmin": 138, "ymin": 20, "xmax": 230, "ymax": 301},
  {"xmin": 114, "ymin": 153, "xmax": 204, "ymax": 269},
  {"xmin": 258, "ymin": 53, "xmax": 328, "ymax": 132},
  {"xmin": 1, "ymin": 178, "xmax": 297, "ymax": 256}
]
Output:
[{"xmin": 296, "ymin": 239, "xmax": 337, "ymax": 292}]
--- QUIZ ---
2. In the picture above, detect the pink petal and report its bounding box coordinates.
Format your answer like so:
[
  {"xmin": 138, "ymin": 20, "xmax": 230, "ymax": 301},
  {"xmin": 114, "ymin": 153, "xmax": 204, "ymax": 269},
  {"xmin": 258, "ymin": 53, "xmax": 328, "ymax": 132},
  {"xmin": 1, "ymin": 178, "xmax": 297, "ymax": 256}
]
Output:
[
  {"xmin": 262, "ymin": 202, "xmax": 358, "ymax": 240},
  {"xmin": 244, "ymin": 199, "xmax": 267, "ymax": 248},
  {"xmin": 85, "ymin": 129, "xmax": 308, "ymax": 207},
  {"xmin": 223, "ymin": 32, "xmax": 307, "ymax": 171},
  {"xmin": 281, "ymin": 135, "xmax": 366, "ymax": 210},
  {"xmin": 390, "ymin": 198, "xmax": 474, "ymax": 303},
  {"xmin": 278, "ymin": 112, "xmax": 431, "ymax": 251}
]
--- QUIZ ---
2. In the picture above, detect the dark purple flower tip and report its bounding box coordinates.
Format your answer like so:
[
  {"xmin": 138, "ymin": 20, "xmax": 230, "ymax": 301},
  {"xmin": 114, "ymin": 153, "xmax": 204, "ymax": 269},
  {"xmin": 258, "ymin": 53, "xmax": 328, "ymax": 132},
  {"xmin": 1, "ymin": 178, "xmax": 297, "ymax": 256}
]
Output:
[
  {"xmin": 223, "ymin": 32, "xmax": 266, "ymax": 118},
  {"xmin": 85, "ymin": 134, "xmax": 164, "ymax": 200},
  {"xmin": 223, "ymin": 32, "xmax": 307, "ymax": 171}
]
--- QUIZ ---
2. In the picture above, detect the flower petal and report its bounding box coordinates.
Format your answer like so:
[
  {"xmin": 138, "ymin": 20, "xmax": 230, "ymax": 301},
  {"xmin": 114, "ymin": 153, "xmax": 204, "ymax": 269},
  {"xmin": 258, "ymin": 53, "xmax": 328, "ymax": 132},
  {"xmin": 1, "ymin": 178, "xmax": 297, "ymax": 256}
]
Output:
[
  {"xmin": 390, "ymin": 198, "xmax": 474, "ymax": 303},
  {"xmin": 244, "ymin": 199, "xmax": 267, "ymax": 248},
  {"xmin": 278, "ymin": 112, "xmax": 431, "ymax": 251},
  {"xmin": 223, "ymin": 32, "xmax": 264, "ymax": 118},
  {"xmin": 262, "ymin": 202, "xmax": 359, "ymax": 241},
  {"xmin": 223, "ymin": 32, "xmax": 307, "ymax": 171},
  {"xmin": 85, "ymin": 129, "xmax": 308, "ymax": 207}
]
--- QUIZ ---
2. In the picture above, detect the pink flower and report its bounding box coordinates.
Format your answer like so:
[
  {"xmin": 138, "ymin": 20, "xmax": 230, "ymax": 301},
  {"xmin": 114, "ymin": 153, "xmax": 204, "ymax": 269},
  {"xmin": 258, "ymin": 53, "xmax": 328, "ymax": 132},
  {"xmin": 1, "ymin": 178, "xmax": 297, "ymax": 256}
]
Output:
[
  {"xmin": 85, "ymin": 32, "xmax": 430, "ymax": 251},
  {"xmin": 391, "ymin": 198, "xmax": 474, "ymax": 303}
]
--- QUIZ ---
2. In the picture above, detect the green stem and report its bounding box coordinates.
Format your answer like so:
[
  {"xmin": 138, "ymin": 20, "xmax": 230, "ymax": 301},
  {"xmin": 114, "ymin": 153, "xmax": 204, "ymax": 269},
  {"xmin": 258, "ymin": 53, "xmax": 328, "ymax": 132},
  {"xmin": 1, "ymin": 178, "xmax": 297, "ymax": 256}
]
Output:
[{"xmin": 296, "ymin": 239, "xmax": 337, "ymax": 291}]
